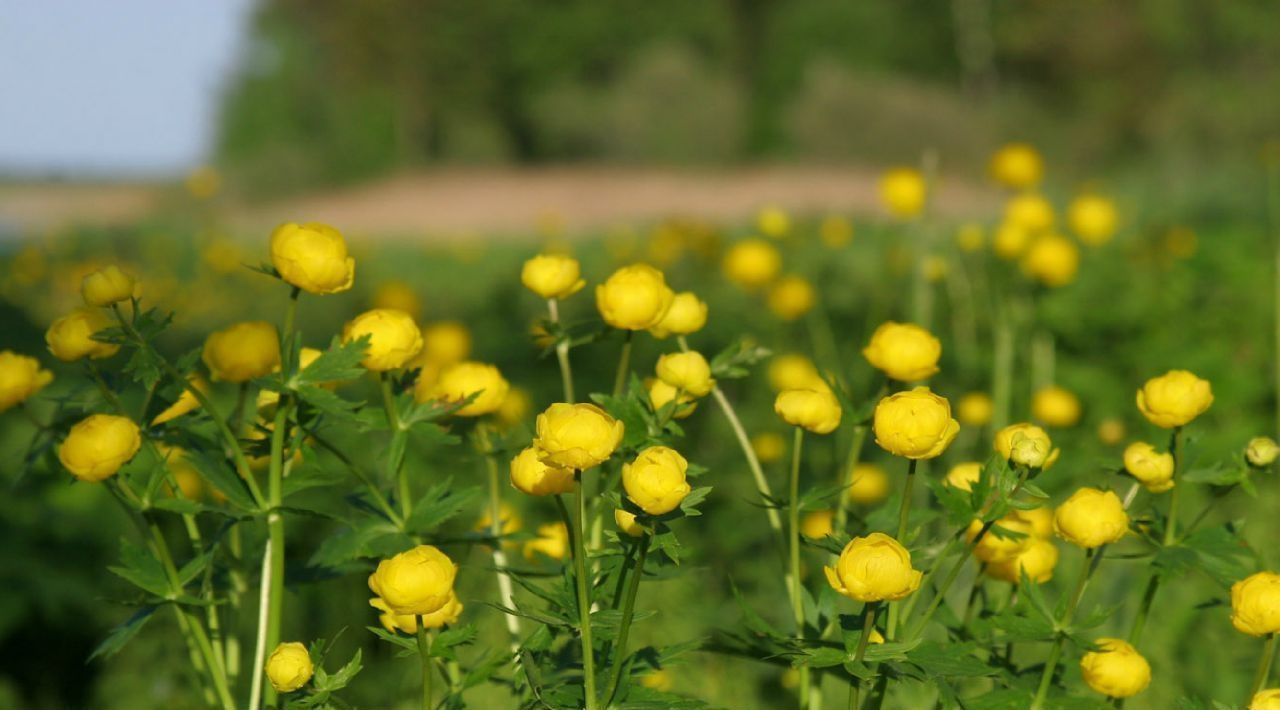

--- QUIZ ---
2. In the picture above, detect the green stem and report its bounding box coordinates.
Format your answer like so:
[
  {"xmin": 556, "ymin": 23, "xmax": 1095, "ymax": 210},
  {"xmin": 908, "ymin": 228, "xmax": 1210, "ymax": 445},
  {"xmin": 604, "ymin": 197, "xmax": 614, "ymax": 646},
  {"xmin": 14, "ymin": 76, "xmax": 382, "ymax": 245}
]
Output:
[
  {"xmin": 561, "ymin": 489, "xmax": 599, "ymax": 710},
  {"xmin": 848, "ymin": 602, "xmax": 880, "ymax": 710},
  {"xmin": 833, "ymin": 425, "xmax": 869, "ymax": 535},
  {"xmin": 548, "ymin": 298, "xmax": 575, "ymax": 402},
  {"xmin": 478, "ymin": 425, "xmax": 521, "ymax": 647},
  {"xmin": 612, "ymin": 330, "xmax": 634, "ymax": 397},
  {"xmin": 885, "ymin": 459, "xmax": 918, "ymax": 640},
  {"xmin": 1251, "ymin": 633, "xmax": 1278, "ymax": 700},
  {"xmin": 603, "ymin": 534, "xmax": 651, "ymax": 706},
  {"xmin": 418, "ymin": 624, "xmax": 434, "ymax": 710},
  {"xmin": 1269, "ymin": 156, "xmax": 1280, "ymax": 440},
  {"xmin": 1032, "ymin": 548, "xmax": 1101, "ymax": 710},
  {"xmin": 380, "ymin": 373, "xmax": 412, "ymax": 519},
  {"xmin": 1163, "ymin": 427, "xmax": 1184, "ymax": 546},
  {"xmin": 899, "ymin": 532, "xmax": 965, "ymax": 626},
  {"xmin": 788, "ymin": 427, "xmax": 810, "ymax": 709},
  {"xmin": 309, "ymin": 431, "xmax": 403, "ymax": 528},
  {"xmin": 992, "ymin": 302, "xmax": 1014, "ymax": 431},
  {"xmin": 961, "ymin": 564, "xmax": 986, "ymax": 629},
  {"xmin": 1126, "ymin": 574, "xmax": 1160, "ymax": 644}
]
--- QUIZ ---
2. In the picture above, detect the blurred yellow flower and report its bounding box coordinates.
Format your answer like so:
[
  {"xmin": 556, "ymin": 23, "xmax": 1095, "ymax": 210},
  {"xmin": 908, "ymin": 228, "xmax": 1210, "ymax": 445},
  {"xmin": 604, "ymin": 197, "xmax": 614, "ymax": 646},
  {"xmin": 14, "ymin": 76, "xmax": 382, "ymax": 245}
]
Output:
[
  {"xmin": 862, "ymin": 321, "xmax": 941, "ymax": 382},
  {"xmin": 1097, "ymin": 418, "xmax": 1126, "ymax": 446},
  {"xmin": 722, "ymin": 239, "xmax": 781, "ymax": 290},
  {"xmin": 944, "ymin": 462, "xmax": 982, "ymax": 492},
  {"xmin": 1069, "ymin": 194, "xmax": 1119, "ymax": 245},
  {"xmin": 801, "ymin": 510, "xmax": 834, "ymax": 539},
  {"xmin": 418, "ymin": 361, "xmax": 509, "ymax": 417},
  {"xmin": 372, "ymin": 280, "xmax": 423, "ymax": 319},
  {"xmin": 879, "ymin": 167, "xmax": 927, "ymax": 218},
  {"xmin": 1021, "ymin": 235, "xmax": 1079, "ymax": 287},
  {"xmin": 956, "ymin": 392, "xmax": 993, "ymax": 427},
  {"xmin": 768, "ymin": 354, "xmax": 827, "ymax": 393},
  {"xmin": 751, "ymin": 432, "xmax": 787, "ymax": 464},
  {"xmin": 1004, "ymin": 193, "xmax": 1055, "ymax": 234},
  {"xmin": 203, "ymin": 321, "xmax": 281, "ymax": 383},
  {"xmin": 757, "ymin": 205, "xmax": 790, "ymax": 239},
  {"xmin": 1123, "ymin": 442, "xmax": 1174, "ymax": 493},
  {"xmin": 649, "ymin": 291, "xmax": 707, "ymax": 339},
  {"xmin": 418, "ymin": 321, "xmax": 472, "ymax": 366},
  {"xmin": 767, "ymin": 275, "xmax": 816, "ymax": 321},
  {"xmin": 992, "ymin": 221, "xmax": 1032, "ymax": 261},
  {"xmin": 1032, "ymin": 385, "xmax": 1081, "ymax": 427},
  {"xmin": 989, "ymin": 143, "xmax": 1044, "ymax": 190},
  {"xmin": 956, "ymin": 223, "xmax": 985, "ymax": 253},
  {"xmin": 46, "ymin": 307, "xmax": 119, "ymax": 362},
  {"xmin": 820, "ymin": 215, "xmax": 853, "ymax": 248},
  {"xmin": 524, "ymin": 522, "xmax": 570, "ymax": 561},
  {"xmin": 81, "ymin": 265, "xmax": 136, "ymax": 307},
  {"xmin": 847, "ymin": 463, "xmax": 890, "ymax": 505}
]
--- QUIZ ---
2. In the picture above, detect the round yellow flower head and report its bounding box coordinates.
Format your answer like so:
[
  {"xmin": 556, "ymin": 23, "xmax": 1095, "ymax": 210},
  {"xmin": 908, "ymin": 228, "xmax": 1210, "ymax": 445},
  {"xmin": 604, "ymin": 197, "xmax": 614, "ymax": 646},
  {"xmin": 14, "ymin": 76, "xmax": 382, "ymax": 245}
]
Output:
[
  {"xmin": 509, "ymin": 446, "xmax": 576, "ymax": 497},
  {"xmin": 81, "ymin": 265, "xmax": 136, "ymax": 307},
  {"xmin": 944, "ymin": 462, "xmax": 983, "ymax": 492},
  {"xmin": 1032, "ymin": 385, "xmax": 1081, "ymax": 428},
  {"xmin": 640, "ymin": 668, "xmax": 674, "ymax": 692},
  {"xmin": 1004, "ymin": 193, "xmax": 1055, "ymax": 234},
  {"xmin": 993, "ymin": 423, "xmax": 1058, "ymax": 469},
  {"xmin": 649, "ymin": 291, "xmax": 707, "ymax": 339},
  {"xmin": 1097, "ymin": 418, "xmax": 1126, "ymax": 446},
  {"xmin": 1079, "ymin": 638, "xmax": 1151, "ymax": 699},
  {"xmin": 202, "ymin": 321, "xmax": 281, "ymax": 383},
  {"xmin": 615, "ymin": 509, "xmax": 646, "ymax": 537},
  {"xmin": 801, "ymin": 510, "xmax": 835, "ymax": 539},
  {"xmin": 46, "ymin": 308, "xmax": 120, "ymax": 362},
  {"xmin": 820, "ymin": 215, "xmax": 853, "ymax": 248},
  {"xmin": 367, "ymin": 545, "xmax": 457, "ymax": 616},
  {"xmin": 956, "ymin": 392, "xmax": 993, "ymax": 427},
  {"xmin": 265, "ymin": 641, "xmax": 313, "ymax": 693},
  {"xmin": 418, "ymin": 321, "xmax": 472, "ymax": 365},
  {"xmin": 757, "ymin": 205, "xmax": 790, "ymax": 239},
  {"xmin": 418, "ymin": 361, "xmax": 509, "ymax": 416},
  {"xmin": 873, "ymin": 387, "xmax": 959, "ymax": 460},
  {"xmin": 825, "ymin": 532, "xmax": 922, "ymax": 602},
  {"xmin": 848, "ymin": 463, "xmax": 890, "ymax": 505},
  {"xmin": 622, "ymin": 446, "xmax": 693, "ymax": 515},
  {"xmin": 1136, "ymin": 370, "xmax": 1213, "ymax": 428},
  {"xmin": 58, "ymin": 414, "xmax": 141, "ymax": 483},
  {"xmin": 371, "ymin": 279, "xmax": 422, "ymax": 319},
  {"xmin": 751, "ymin": 432, "xmax": 787, "ymax": 464},
  {"xmin": 0, "ymin": 351, "xmax": 53, "ymax": 412},
  {"xmin": 151, "ymin": 377, "xmax": 208, "ymax": 426},
  {"xmin": 722, "ymin": 239, "xmax": 782, "ymax": 289},
  {"xmin": 1247, "ymin": 437, "xmax": 1280, "ymax": 467},
  {"xmin": 1020, "ymin": 506, "xmax": 1054, "ymax": 538},
  {"xmin": 1054, "ymin": 488, "xmax": 1129, "ymax": 549},
  {"xmin": 343, "ymin": 309, "xmax": 423, "ymax": 372},
  {"xmin": 956, "ymin": 223, "xmax": 985, "ymax": 253},
  {"xmin": 879, "ymin": 167, "xmax": 927, "ymax": 218},
  {"xmin": 1231, "ymin": 572, "xmax": 1280, "ymax": 637},
  {"xmin": 521, "ymin": 254, "xmax": 586, "ymax": 300},
  {"xmin": 1021, "ymin": 234, "xmax": 1079, "ymax": 287},
  {"xmin": 648, "ymin": 378, "xmax": 698, "ymax": 419},
  {"xmin": 371, "ymin": 591, "xmax": 463, "ymax": 635},
  {"xmin": 862, "ymin": 322, "xmax": 941, "ymax": 382},
  {"xmin": 476, "ymin": 501, "xmax": 521, "ymax": 538},
  {"xmin": 1251, "ymin": 689, "xmax": 1280, "ymax": 709},
  {"xmin": 655, "ymin": 351, "xmax": 714, "ymax": 398},
  {"xmin": 1069, "ymin": 194, "xmax": 1118, "ymax": 246},
  {"xmin": 767, "ymin": 276, "xmax": 816, "ymax": 321},
  {"xmin": 534, "ymin": 403, "xmax": 624, "ymax": 470},
  {"xmin": 992, "ymin": 221, "xmax": 1032, "ymax": 261},
  {"xmin": 987, "ymin": 537, "xmax": 1059, "ymax": 583},
  {"xmin": 768, "ymin": 354, "xmax": 827, "ymax": 393},
  {"xmin": 989, "ymin": 143, "xmax": 1044, "ymax": 190},
  {"xmin": 269, "ymin": 222, "xmax": 355, "ymax": 295},
  {"xmin": 596, "ymin": 264, "xmax": 675, "ymax": 330},
  {"xmin": 524, "ymin": 522, "xmax": 570, "ymax": 561},
  {"xmin": 967, "ymin": 514, "xmax": 1035, "ymax": 563},
  {"xmin": 775, "ymin": 388, "xmax": 843, "ymax": 435},
  {"xmin": 1123, "ymin": 442, "xmax": 1174, "ymax": 493}
]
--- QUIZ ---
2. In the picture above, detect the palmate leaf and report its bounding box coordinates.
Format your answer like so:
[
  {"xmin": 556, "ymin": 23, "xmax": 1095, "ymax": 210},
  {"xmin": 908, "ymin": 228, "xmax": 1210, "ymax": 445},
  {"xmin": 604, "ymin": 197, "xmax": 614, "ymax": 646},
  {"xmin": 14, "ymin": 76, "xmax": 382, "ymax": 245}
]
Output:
[
  {"xmin": 187, "ymin": 449, "xmax": 260, "ymax": 512},
  {"xmin": 405, "ymin": 480, "xmax": 482, "ymax": 532},
  {"xmin": 88, "ymin": 605, "xmax": 158, "ymax": 661},
  {"xmin": 1180, "ymin": 521, "xmax": 1257, "ymax": 587},
  {"xmin": 295, "ymin": 335, "xmax": 369, "ymax": 387},
  {"xmin": 592, "ymin": 376, "xmax": 654, "ymax": 451},
  {"xmin": 901, "ymin": 641, "xmax": 997, "ymax": 678},
  {"xmin": 709, "ymin": 337, "xmax": 771, "ymax": 380},
  {"xmin": 107, "ymin": 539, "xmax": 172, "ymax": 598}
]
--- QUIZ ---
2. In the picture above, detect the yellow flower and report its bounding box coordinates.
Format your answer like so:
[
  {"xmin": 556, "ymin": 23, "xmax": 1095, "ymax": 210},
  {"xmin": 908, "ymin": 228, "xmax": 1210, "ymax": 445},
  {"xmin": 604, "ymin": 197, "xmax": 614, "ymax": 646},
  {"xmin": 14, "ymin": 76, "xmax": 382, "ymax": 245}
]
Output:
[
  {"xmin": 825, "ymin": 532, "xmax": 922, "ymax": 602},
  {"xmin": 957, "ymin": 392, "xmax": 993, "ymax": 427},
  {"xmin": 640, "ymin": 669, "xmax": 674, "ymax": 692},
  {"xmin": 343, "ymin": 309, "xmax": 423, "ymax": 372},
  {"xmin": 1021, "ymin": 234, "xmax": 1079, "ymax": 287},
  {"xmin": 1031, "ymin": 385, "xmax": 1081, "ymax": 428},
  {"xmin": 1069, "ymin": 194, "xmax": 1118, "ymax": 246},
  {"xmin": 1054, "ymin": 488, "xmax": 1129, "ymax": 549},
  {"xmin": 622, "ymin": 446, "xmax": 692, "ymax": 515},
  {"xmin": 524, "ymin": 522, "xmax": 570, "ymax": 561},
  {"xmin": 989, "ymin": 143, "xmax": 1044, "ymax": 190},
  {"xmin": 649, "ymin": 291, "xmax": 708, "ymax": 339},
  {"xmin": 265, "ymin": 642, "xmax": 313, "ymax": 693},
  {"xmin": 768, "ymin": 354, "xmax": 827, "ymax": 393},
  {"xmin": 1004, "ymin": 193, "xmax": 1055, "ymax": 234},
  {"xmin": 775, "ymin": 388, "xmax": 842, "ymax": 435},
  {"xmin": 269, "ymin": 222, "xmax": 355, "ymax": 295},
  {"xmin": 496, "ymin": 386, "xmax": 532, "ymax": 428},
  {"xmin": 1097, "ymin": 418, "xmax": 1126, "ymax": 446},
  {"xmin": 58, "ymin": 414, "xmax": 142, "ymax": 483},
  {"xmin": 655, "ymin": 351, "xmax": 714, "ymax": 398},
  {"xmin": 862, "ymin": 321, "xmax": 941, "ymax": 382},
  {"xmin": 873, "ymin": 387, "xmax": 959, "ymax": 460},
  {"xmin": 1247, "ymin": 437, "xmax": 1280, "ymax": 467},
  {"xmin": 956, "ymin": 223, "xmax": 985, "ymax": 253},
  {"xmin": 993, "ymin": 423, "xmax": 1058, "ymax": 469},
  {"xmin": 647, "ymin": 379, "xmax": 698, "ymax": 419},
  {"xmin": 848, "ymin": 463, "xmax": 890, "ymax": 505},
  {"xmin": 986, "ymin": 537, "xmax": 1059, "ymax": 583},
  {"xmin": 534, "ymin": 403, "xmax": 624, "ymax": 470},
  {"xmin": 944, "ymin": 462, "xmax": 982, "ymax": 492},
  {"xmin": 202, "ymin": 321, "xmax": 281, "ymax": 383},
  {"xmin": 476, "ymin": 502, "xmax": 521, "ymax": 538},
  {"xmin": 751, "ymin": 432, "xmax": 787, "ymax": 464},
  {"xmin": 1232, "ymin": 572, "xmax": 1280, "ymax": 637},
  {"xmin": 372, "ymin": 280, "xmax": 422, "ymax": 319},
  {"xmin": 370, "ymin": 591, "xmax": 463, "ymax": 634},
  {"xmin": 81, "ymin": 265, "xmax": 136, "ymax": 307},
  {"xmin": 596, "ymin": 264, "xmax": 675, "ymax": 330},
  {"xmin": 1251, "ymin": 689, "xmax": 1280, "ymax": 709},
  {"xmin": 418, "ymin": 321, "xmax": 472, "ymax": 365},
  {"xmin": 521, "ymin": 254, "xmax": 586, "ymax": 300},
  {"xmin": 879, "ymin": 167, "xmax": 927, "ymax": 218},
  {"xmin": 820, "ymin": 215, "xmax": 853, "ymax": 248},
  {"xmin": 722, "ymin": 239, "xmax": 781, "ymax": 289},
  {"xmin": 46, "ymin": 308, "xmax": 120, "ymax": 362},
  {"xmin": 967, "ymin": 514, "xmax": 1035, "ymax": 563},
  {"xmin": 151, "ymin": 377, "xmax": 208, "ymax": 426},
  {"xmin": 417, "ymin": 361, "xmax": 509, "ymax": 416},
  {"xmin": 801, "ymin": 510, "xmax": 834, "ymax": 539},
  {"xmin": 1123, "ymin": 442, "xmax": 1174, "ymax": 493},
  {"xmin": 1136, "ymin": 370, "xmax": 1213, "ymax": 428},
  {"xmin": 767, "ymin": 276, "xmax": 816, "ymax": 321},
  {"xmin": 992, "ymin": 221, "xmax": 1032, "ymax": 261},
  {"xmin": 615, "ymin": 509, "xmax": 646, "ymax": 537},
  {"xmin": 0, "ymin": 351, "xmax": 54, "ymax": 412},
  {"xmin": 509, "ymin": 446, "xmax": 576, "ymax": 497},
  {"xmin": 756, "ymin": 205, "xmax": 790, "ymax": 238},
  {"xmin": 367, "ymin": 545, "xmax": 457, "ymax": 616},
  {"xmin": 1079, "ymin": 638, "xmax": 1151, "ymax": 699}
]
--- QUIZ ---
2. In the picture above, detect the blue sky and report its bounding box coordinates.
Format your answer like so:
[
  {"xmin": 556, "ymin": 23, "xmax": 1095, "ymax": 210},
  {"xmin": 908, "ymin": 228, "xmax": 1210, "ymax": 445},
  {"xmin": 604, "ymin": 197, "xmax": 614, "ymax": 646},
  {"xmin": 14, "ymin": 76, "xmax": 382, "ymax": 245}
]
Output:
[{"xmin": 0, "ymin": 1, "xmax": 256, "ymax": 177}]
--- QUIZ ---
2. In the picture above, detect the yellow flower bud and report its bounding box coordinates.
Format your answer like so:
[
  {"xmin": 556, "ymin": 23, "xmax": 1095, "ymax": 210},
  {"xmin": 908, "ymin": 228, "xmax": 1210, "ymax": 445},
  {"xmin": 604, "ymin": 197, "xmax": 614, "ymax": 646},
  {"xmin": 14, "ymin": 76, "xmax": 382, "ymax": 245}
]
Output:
[
  {"xmin": 993, "ymin": 221, "xmax": 1032, "ymax": 261},
  {"xmin": 534, "ymin": 403, "xmax": 624, "ymax": 470},
  {"xmin": 1247, "ymin": 437, "xmax": 1280, "ymax": 467},
  {"xmin": 1231, "ymin": 572, "xmax": 1280, "ymax": 637},
  {"xmin": 944, "ymin": 462, "xmax": 982, "ymax": 492},
  {"xmin": 801, "ymin": 510, "xmax": 834, "ymax": 539},
  {"xmin": 367, "ymin": 545, "xmax": 457, "ymax": 616},
  {"xmin": 521, "ymin": 254, "xmax": 586, "ymax": 300},
  {"xmin": 757, "ymin": 205, "xmax": 790, "ymax": 239},
  {"xmin": 1079, "ymin": 638, "xmax": 1151, "ymax": 699},
  {"xmin": 615, "ymin": 509, "xmax": 646, "ymax": 537},
  {"xmin": 873, "ymin": 387, "xmax": 959, "ymax": 460},
  {"xmin": 595, "ymin": 264, "xmax": 675, "ymax": 330},
  {"xmin": 371, "ymin": 280, "xmax": 422, "ymax": 319},
  {"xmin": 767, "ymin": 275, "xmax": 816, "ymax": 321},
  {"xmin": 370, "ymin": 591, "xmax": 464, "ymax": 634},
  {"xmin": 1021, "ymin": 234, "xmax": 1079, "ymax": 287},
  {"xmin": 768, "ymin": 354, "xmax": 827, "ymax": 393},
  {"xmin": 825, "ymin": 532, "xmax": 922, "ymax": 602},
  {"xmin": 417, "ymin": 361, "xmax": 509, "ymax": 416},
  {"xmin": 1251, "ymin": 689, "xmax": 1280, "ymax": 709},
  {"xmin": 0, "ymin": 351, "xmax": 53, "ymax": 412},
  {"xmin": 343, "ymin": 309, "xmax": 423, "ymax": 372},
  {"xmin": 265, "ymin": 641, "xmax": 314, "ymax": 693},
  {"xmin": 58, "ymin": 414, "xmax": 141, "ymax": 483},
  {"xmin": 775, "ymin": 388, "xmax": 842, "ymax": 435},
  {"xmin": 862, "ymin": 322, "xmax": 941, "ymax": 382},
  {"xmin": 622, "ymin": 446, "xmax": 692, "ymax": 515},
  {"xmin": 879, "ymin": 167, "xmax": 927, "ymax": 218},
  {"xmin": 418, "ymin": 321, "xmax": 471, "ymax": 365},
  {"xmin": 151, "ymin": 377, "xmax": 208, "ymax": 426},
  {"xmin": 46, "ymin": 307, "xmax": 119, "ymax": 362},
  {"xmin": 655, "ymin": 351, "xmax": 714, "ymax": 398},
  {"xmin": 989, "ymin": 143, "xmax": 1043, "ymax": 190},
  {"xmin": 956, "ymin": 392, "xmax": 993, "ymax": 427},
  {"xmin": 202, "ymin": 321, "xmax": 281, "ymax": 383},
  {"xmin": 1069, "ymin": 194, "xmax": 1118, "ymax": 246},
  {"xmin": 993, "ymin": 423, "xmax": 1059, "ymax": 469},
  {"xmin": 1123, "ymin": 442, "xmax": 1174, "ymax": 493},
  {"xmin": 647, "ymin": 379, "xmax": 697, "ymax": 419},
  {"xmin": 848, "ymin": 463, "xmax": 890, "ymax": 505},
  {"xmin": 1097, "ymin": 418, "xmax": 1126, "ymax": 446},
  {"xmin": 524, "ymin": 522, "xmax": 570, "ymax": 561},
  {"xmin": 1136, "ymin": 370, "xmax": 1213, "ymax": 428},
  {"xmin": 1054, "ymin": 488, "xmax": 1129, "ymax": 549},
  {"xmin": 1032, "ymin": 385, "xmax": 1081, "ymax": 428},
  {"xmin": 751, "ymin": 432, "xmax": 787, "ymax": 464},
  {"xmin": 820, "ymin": 215, "xmax": 853, "ymax": 248},
  {"xmin": 956, "ymin": 223, "xmax": 985, "ymax": 253},
  {"xmin": 81, "ymin": 265, "xmax": 136, "ymax": 307},
  {"xmin": 722, "ymin": 239, "xmax": 781, "ymax": 289},
  {"xmin": 986, "ymin": 537, "xmax": 1059, "ymax": 583},
  {"xmin": 1004, "ymin": 193, "xmax": 1055, "ymax": 234},
  {"xmin": 649, "ymin": 291, "xmax": 708, "ymax": 339},
  {"xmin": 269, "ymin": 222, "xmax": 355, "ymax": 295},
  {"xmin": 509, "ymin": 446, "xmax": 576, "ymax": 496}
]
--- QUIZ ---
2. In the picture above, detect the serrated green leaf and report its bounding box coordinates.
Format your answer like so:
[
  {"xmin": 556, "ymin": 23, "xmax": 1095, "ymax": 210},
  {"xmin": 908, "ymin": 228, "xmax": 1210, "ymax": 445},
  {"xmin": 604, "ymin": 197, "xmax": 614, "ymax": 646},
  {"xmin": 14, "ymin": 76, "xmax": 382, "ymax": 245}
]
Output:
[
  {"xmin": 296, "ymin": 336, "xmax": 368, "ymax": 387},
  {"xmin": 88, "ymin": 606, "xmax": 158, "ymax": 661},
  {"xmin": 107, "ymin": 539, "xmax": 172, "ymax": 598}
]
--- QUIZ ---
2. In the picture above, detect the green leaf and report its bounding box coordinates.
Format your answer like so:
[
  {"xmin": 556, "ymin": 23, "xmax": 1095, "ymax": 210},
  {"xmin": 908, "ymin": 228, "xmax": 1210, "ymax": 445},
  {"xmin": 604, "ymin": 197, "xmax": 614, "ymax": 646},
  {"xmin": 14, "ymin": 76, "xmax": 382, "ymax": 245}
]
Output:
[
  {"xmin": 107, "ymin": 540, "xmax": 172, "ymax": 598},
  {"xmin": 295, "ymin": 336, "xmax": 368, "ymax": 387},
  {"xmin": 431, "ymin": 624, "xmax": 479, "ymax": 660},
  {"xmin": 405, "ymin": 480, "xmax": 483, "ymax": 533},
  {"xmin": 295, "ymin": 385, "xmax": 362, "ymax": 422},
  {"xmin": 905, "ymin": 641, "xmax": 997, "ymax": 677},
  {"xmin": 367, "ymin": 626, "xmax": 417, "ymax": 652},
  {"xmin": 88, "ymin": 606, "xmax": 158, "ymax": 661},
  {"xmin": 1181, "ymin": 522, "xmax": 1257, "ymax": 587},
  {"xmin": 314, "ymin": 649, "xmax": 362, "ymax": 692},
  {"xmin": 709, "ymin": 337, "xmax": 771, "ymax": 380},
  {"xmin": 187, "ymin": 450, "xmax": 259, "ymax": 512},
  {"xmin": 177, "ymin": 550, "xmax": 214, "ymax": 587}
]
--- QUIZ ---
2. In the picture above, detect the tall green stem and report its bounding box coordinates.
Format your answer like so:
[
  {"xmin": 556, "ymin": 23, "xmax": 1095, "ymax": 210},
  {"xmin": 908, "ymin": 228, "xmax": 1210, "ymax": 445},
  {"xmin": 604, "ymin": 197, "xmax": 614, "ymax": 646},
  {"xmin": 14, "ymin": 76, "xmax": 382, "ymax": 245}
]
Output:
[
  {"xmin": 885, "ymin": 459, "xmax": 918, "ymax": 639},
  {"xmin": 833, "ymin": 425, "xmax": 869, "ymax": 535},
  {"xmin": 478, "ymin": 425, "xmax": 521, "ymax": 647},
  {"xmin": 380, "ymin": 374, "xmax": 412, "ymax": 519},
  {"xmin": 547, "ymin": 298, "xmax": 575, "ymax": 402},
  {"xmin": 992, "ymin": 303, "xmax": 1014, "ymax": 431},
  {"xmin": 1251, "ymin": 633, "xmax": 1278, "ymax": 700},
  {"xmin": 418, "ymin": 624, "xmax": 434, "ymax": 710},
  {"xmin": 603, "ymin": 534, "xmax": 650, "ymax": 706},
  {"xmin": 1163, "ymin": 427, "xmax": 1184, "ymax": 545},
  {"xmin": 788, "ymin": 427, "xmax": 810, "ymax": 709},
  {"xmin": 1032, "ymin": 548, "xmax": 1100, "ymax": 710},
  {"xmin": 612, "ymin": 330, "xmax": 634, "ymax": 397},
  {"xmin": 561, "ymin": 489, "xmax": 599, "ymax": 710},
  {"xmin": 848, "ymin": 602, "xmax": 880, "ymax": 710}
]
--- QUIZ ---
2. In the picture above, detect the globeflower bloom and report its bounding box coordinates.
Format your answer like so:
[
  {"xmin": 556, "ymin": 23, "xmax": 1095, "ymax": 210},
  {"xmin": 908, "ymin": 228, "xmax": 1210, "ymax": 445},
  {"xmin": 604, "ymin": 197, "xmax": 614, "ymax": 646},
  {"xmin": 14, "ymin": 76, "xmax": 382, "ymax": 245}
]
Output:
[
  {"xmin": 722, "ymin": 239, "xmax": 781, "ymax": 289},
  {"xmin": 1032, "ymin": 385, "xmax": 1081, "ymax": 427},
  {"xmin": 81, "ymin": 265, "xmax": 136, "ymax": 307},
  {"xmin": 801, "ymin": 510, "xmax": 834, "ymax": 539},
  {"xmin": 986, "ymin": 537, "xmax": 1059, "ymax": 584},
  {"xmin": 873, "ymin": 387, "xmax": 959, "ymax": 460},
  {"xmin": 521, "ymin": 254, "xmax": 585, "ymax": 299},
  {"xmin": 622, "ymin": 446, "xmax": 692, "ymax": 515},
  {"xmin": 775, "ymin": 388, "xmax": 842, "ymax": 435},
  {"xmin": 151, "ymin": 377, "xmax": 208, "ymax": 426},
  {"xmin": 343, "ymin": 309, "xmax": 423, "ymax": 371},
  {"xmin": 534, "ymin": 403, "xmax": 624, "ymax": 470},
  {"xmin": 524, "ymin": 522, "xmax": 570, "ymax": 561},
  {"xmin": 46, "ymin": 308, "xmax": 120, "ymax": 361},
  {"xmin": 0, "ymin": 351, "xmax": 54, "ymax": 412},
  {"xmin": 848, "ymin": 463, "xmax": 890, "ymax": 505},
  {"xmin": 371, "ymin": 591, "xmax": 463, "ymax": 634},
  {"xmin": 509, "ymin": 446, "xmax": 575, "ymax": 496},
  {"xmin": 265, "ymin": 642, "xmax": 314, "ymax": 693},
  {"xmin": 1004, "ymin": 193, "xmax": 1055, "ymax": 234},
  {"xmin": 1231, "ymin": 572, "xmax": 1280, "ymax": 637},
  {"xmin": 767, "ymin": 275, "xmax": 816, "ymax": 321},
  {"xmin": 58, "ymin": 414, "xmax": 142, "ymax": 482},
  {"xmin": 1069, "ymin": 194, "xmax": 1119, "ymax": 245},
  {"xmin": 269, "ymin": 222, "xmax": 355, "ymax": 295},
  {"xmin": 967, "ymin": 513, "xmax": 1036, "ymax": 563},
  {"xmin": 1079, "ymin": 638, "xmax": 1151, "ymax": 699},
  {"xmin": 989, "ymin": 143, "xmax": 1043, "ymax": 189},
  {"xmin": 957, "ymin": 392, "xmax": 993, "ymax": 427},
  {"xmin": 1123, "ymin": 442, "xmax": 1174, "ymax": 493},
  {"xmin": 993, "ymin": 423, "xmax": 1058, "ymax": 469},
  {"xmin": 649, "ymin": 291, "xmax": 707, "ymax": 339},
  {"xmin": 1136, "ymin": 370, "xmax": 1213, "ymax": 428},
  {"xmin": 1247, "ymin": 436, "xmax": 1280, "ymax": 467},
  {"xmin": 861, "ymin": 321, "xmax": 941, "ymax": 382},
  {"xmin": 367, "ymin": 545, "xmax": 457, "ymax": 616},
  {"xmin": 879, "ymin": 167, "xmax": 927, "ymax": 218},
  {"xmin": 615, "ymin": 509, "xmax": 646, "ymax": 537},
  {"xmin": 418, "ymin": 361, "xmax": 509, "ymax": 416},
  {"xmin": 655, "ymin": 351, "xmax": 714, "ymax": 397},
  {"xmin": 944, "ymin": 462, "xmax": 983, "ymax": 492},
  {"xmin": 757, "ymin": 205, "xmax": 790, "ymax": 238},
  {"xmin": 202, "ymin": 321, "xmax": 281, "ymax": 382},
  {"xmin": 595, "ymin": 264, "xmax": 675, "ymax": 330},
  {"xmin": 768, "ymin": 354, "xmax": 827, "ymax": 393},
  {"xmin": 993, "ymin": 221, "xmax": 1032, "ymax": 260},
  {"xmin": 647, "ymin": 379, "xmax": 698, "ymax": 419},
  {"xmin": 825, "ymin": 533, "xmax": 922, "ymax": 602},
  {"xmin": 1054, "ymin": 488, "xmax": 1129, "ymax": 549},
  {"xmin": 418, "ymin": 321, "xmax": 471, "ymax": 365},
  {"xmin": 1251, "ymin": 689, "xmax": 1280, "ymax": 709},
  {"xmin": 1021, "ymin": 235, "xmax": 1079, "ymax": 287}
]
